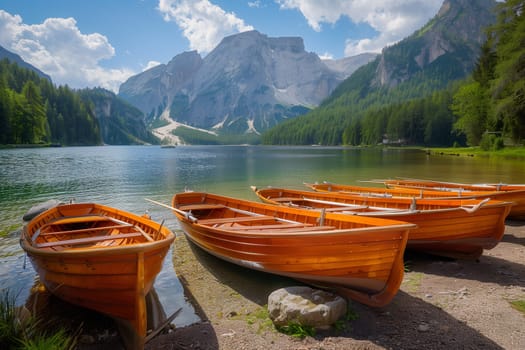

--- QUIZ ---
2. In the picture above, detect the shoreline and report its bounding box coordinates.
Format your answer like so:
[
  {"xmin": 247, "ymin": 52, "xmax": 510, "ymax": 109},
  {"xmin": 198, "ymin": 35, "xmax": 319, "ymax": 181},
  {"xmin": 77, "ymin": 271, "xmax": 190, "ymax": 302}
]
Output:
[
  {"xmin": 145, "ymin": 221, "xmax": 525, "ymax": 349},
  {"xmin": 15, "ymin": 221, "xmax": 525, "ymax": 349}
]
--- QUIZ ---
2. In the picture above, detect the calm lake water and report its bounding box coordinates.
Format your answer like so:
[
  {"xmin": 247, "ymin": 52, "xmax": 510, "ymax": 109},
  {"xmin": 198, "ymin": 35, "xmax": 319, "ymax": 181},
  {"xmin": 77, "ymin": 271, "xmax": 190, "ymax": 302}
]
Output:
[{"xmin": 1, "ymin": 145, "xmax": 524, "ymax": 327}]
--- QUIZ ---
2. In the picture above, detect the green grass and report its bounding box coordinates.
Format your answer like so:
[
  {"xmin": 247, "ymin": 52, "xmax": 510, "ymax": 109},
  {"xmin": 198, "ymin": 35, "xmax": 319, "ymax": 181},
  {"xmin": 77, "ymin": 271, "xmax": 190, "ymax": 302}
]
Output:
[
  {"xmin": 245, "ymin": 307, "xmax": 274, "ymax": 334},
  {"xmin": 426, "ymin": 146, "xmax": 525, "ymax": 159},
  {"xmin": 509, "ymin": 300, "xmax": 525, "ymax": 315},
  {"xmin": 345, "ymin": 305, "xmax": 359, "ymax": 322},
  {"xmin": 172, "ymin": 125, "xmax": 261, "ymax": 145},
  {"xmin": 0, "ymin": 289, "xmax": 78, "ymax": 349},
  {"xmin": 333, "ymin": 304, "xmax": 359, "ymax": 332},
  {"xmin": 403, "ymin": 272, "xmax": 423, "ymax": 292},
  {"xmin": 404, "ymin": 260, "xmax": 413, "ymax": 272},
  {"xmin": 273, "ymin": 302, "xmax": 359, "ymax": 337},
  {"xmin": 276, "ymin": 322, "xmax": 316, "ymax": 339},
  {"xmin": 18, "ymin": 328, "xmax": 76, "ymax": 350}
]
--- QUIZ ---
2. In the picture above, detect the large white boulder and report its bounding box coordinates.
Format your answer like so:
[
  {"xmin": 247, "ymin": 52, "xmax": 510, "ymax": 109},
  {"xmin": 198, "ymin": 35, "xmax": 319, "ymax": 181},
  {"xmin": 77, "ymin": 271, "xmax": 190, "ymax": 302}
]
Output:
[{"xmin": 268, "ymin": 286, "xmax": 347, "ymax": 329}]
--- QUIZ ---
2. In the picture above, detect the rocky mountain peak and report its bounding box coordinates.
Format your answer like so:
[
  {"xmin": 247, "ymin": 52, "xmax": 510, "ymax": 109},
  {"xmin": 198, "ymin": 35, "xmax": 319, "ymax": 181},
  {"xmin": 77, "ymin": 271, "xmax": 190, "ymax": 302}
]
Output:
[
  {"xmin": 118, "ymin": 30, "xmax": 373, "ymax": 135},
  {"xmin": 373, "ymin": 0, "xmax": 497, "ymax": 88}
]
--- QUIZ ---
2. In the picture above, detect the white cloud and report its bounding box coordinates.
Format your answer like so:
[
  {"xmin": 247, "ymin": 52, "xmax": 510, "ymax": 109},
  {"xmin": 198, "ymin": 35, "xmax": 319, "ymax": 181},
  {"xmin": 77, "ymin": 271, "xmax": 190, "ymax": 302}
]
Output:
[
  {"xmin": 158, "ymin": 0, "xmax": 254, "ymax": 54},
  {"xmin": 0, "ymin": 10, "xmax": 134, "ymax": 92},
  {"xmin": 275, "ymin": 0, "xmax": 443, "ymax": 56},
  {"xmin": 319, "ymin": 52, "xmax": 334, "ymax": 60},
  {"xmin": 248, "ymin": 1, "xmax": 262, "ymax": 8},
  {"xmin": 143, "ymin": 60, "xmax": 162, "ymax": 71}
]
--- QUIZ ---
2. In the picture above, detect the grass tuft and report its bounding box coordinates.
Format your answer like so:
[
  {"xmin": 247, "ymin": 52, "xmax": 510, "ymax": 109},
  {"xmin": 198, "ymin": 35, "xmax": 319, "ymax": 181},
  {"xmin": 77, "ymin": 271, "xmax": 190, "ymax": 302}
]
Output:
[
  {"xmin": 276, "ymin": 322, "xmax": 316, "ymax": 339},
  {"xmin": 0, "ymin": 289, "xmax": 78, "ymax": 349},
  {"xmin": 509, "ymin": 300, "xmax": 525, "ymax": 315}
]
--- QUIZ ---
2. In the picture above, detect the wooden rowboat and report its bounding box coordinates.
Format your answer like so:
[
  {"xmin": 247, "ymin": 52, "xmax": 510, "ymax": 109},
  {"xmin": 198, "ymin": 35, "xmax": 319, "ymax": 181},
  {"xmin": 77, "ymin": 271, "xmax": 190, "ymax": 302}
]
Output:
[
  {"xmin": 20, "ymin": 202, "xmax": 175, "ymax": 341},
  {"xmin": 380, "ymin": 178, "xmax": 525, "ymax": 192},
  {"xmin": 306, "ymin": 181, "xmax": 525, "ymax": 219},
  {"xmin": 253, "ymin": 187, "xmax": 513, "ymax": 259},
  {"xmin": 170, "ymin": 191, "xmax": 415, "ymax": 307},
  {"xmin": 305, "ymin": 181, "xmax": 471, "ymax": 198},
  {"xmin": 380, "ymin": 178, "xmax": 525, "ymax": 220}
]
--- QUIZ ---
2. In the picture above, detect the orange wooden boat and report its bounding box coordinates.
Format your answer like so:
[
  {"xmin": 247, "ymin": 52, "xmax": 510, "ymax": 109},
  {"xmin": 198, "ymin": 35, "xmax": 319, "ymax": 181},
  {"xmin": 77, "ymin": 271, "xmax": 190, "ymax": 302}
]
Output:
[
  {"xmin": 380, "ymin": 178, "xmax": 525, "ymax": 219},
  {"xmin": 253, "ymin": 187, "xmax": 513, "ymax": 259},
  {"xmin": 381, "ymin": 178, "xmax": 525, "ymax": 192},
  {"xmin": 305, "ymin": 181, "xmax": 468, "ymax": 198},
  {"xmin": 306, "ymin": 181, "xmax": 525, "ymax": 219},
  {"xmin": 170, "ymin": 191, "xmax": 415, "ymax": 307},
  {"xmin": 20, "ymin": 202, "xmax": 175, "ymax": 340}
]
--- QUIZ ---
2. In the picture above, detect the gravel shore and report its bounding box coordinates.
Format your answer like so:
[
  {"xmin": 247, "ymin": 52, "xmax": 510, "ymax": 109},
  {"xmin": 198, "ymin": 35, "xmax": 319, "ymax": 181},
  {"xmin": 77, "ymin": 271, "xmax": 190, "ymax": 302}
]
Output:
[{"xmin": 145, "ymin": 220, "xmax": 525, "ymax": 350}]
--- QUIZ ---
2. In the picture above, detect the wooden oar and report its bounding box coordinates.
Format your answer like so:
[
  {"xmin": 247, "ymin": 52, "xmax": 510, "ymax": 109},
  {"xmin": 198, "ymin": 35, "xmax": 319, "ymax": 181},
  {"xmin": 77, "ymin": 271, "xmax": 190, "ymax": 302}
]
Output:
[
  {"xmin": 144, "ymin": 307, "xmax": 182, "ymax": 343},
  {"xmin": 145, "ymin": 198, "xmax": 198, "ymax": 222}
]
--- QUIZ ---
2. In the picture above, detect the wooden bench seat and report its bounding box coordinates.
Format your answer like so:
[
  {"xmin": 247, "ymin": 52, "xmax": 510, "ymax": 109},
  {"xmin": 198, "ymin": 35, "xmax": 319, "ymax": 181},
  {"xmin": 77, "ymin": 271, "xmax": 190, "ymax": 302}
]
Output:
[
  {"xmin": 227, "ymin": 223, "xmax": 313, "ymax": 230},
  {"xmin": 35, "ymin": 232, "xmax": 144, "ymax": 248},
  {"xmin": 229, "ymin": 225, "xmax": 336, "ymax": 233},
  {"xmin": 197, "ymin": 215, "xmax": 276, "ymax": 225},
  {"xmin": 271, "ymin": 225, "xmax": 336, "ymax": 233},
  {"xmin": 45, "ymin": 215, "xmax": 111, "ymax": 225},
  {"xmin": 38, "ymin": 224, "xmax": 134, "ymax": 237},
  {"xmin": 178, "ymin": 204, "xmax": 226, "ymax": 211},
  {"xmin": 271, "ymin": 197, "xmax": 303, "ymax": 202},
  {"xmin": 324, "ymin": 205, "xmax": 369, "ymax": 212}
]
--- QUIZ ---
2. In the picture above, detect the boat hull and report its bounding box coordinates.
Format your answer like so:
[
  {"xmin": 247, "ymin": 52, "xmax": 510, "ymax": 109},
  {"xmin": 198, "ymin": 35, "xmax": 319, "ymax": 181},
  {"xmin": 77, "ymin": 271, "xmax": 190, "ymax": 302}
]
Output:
[
  {"xmin": 20, "ymin": 203, "xmax": 175, "ymax": 339},
  {"xmin": 385, "ymin": 179, "xmax": 525, "ymax": 220},
  {"xmin": 172, "ymin": 191, "xmax": 415, "ymax": 307},
  {"xmin": 255, "ymin": 187, "xmax": 512, "ymax": 259},
  {"xmin": 307, "ymin": 181, "xmax": 525, "ymax": 220}
]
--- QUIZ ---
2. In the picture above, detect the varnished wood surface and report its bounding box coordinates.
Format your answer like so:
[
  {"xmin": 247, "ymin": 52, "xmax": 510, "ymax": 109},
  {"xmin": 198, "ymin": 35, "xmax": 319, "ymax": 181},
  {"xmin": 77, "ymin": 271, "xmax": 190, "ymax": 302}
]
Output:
[
  {"xmin": 306, "ymin": 181, "xmax": 525, "ymax": 219},
  {"xmin": 20, "ymin": 203, "xmax": 175, "ymax": 340},
  {"xmin": 172, "ymin": 191, "xmax": 416, "ymax": 307},
  {"xmin": 254, "ymin": 187, "xmax": 512, "ymax": 259}
]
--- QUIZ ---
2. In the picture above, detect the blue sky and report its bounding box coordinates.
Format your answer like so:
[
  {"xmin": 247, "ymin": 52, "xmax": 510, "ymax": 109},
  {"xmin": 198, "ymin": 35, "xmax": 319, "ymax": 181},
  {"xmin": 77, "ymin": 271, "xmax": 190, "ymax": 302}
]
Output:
[{"xmin": 0, "ymin": 0, "xmax": 443, "ymax": 92}]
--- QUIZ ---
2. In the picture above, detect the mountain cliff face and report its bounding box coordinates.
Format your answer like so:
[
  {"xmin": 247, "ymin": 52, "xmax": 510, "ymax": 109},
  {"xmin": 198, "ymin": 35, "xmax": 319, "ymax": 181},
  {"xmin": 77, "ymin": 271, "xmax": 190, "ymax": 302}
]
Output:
[
  {"xmin": 79, "ymin": 88, "xmax": 159, "ymax": 145},
  {"xmin": 118, "ymin": 31, "xmax": 376, "ymax": 134},
  {"xmin": 373, "ymin": 0, "xmax": 496, "ymax": 88},
  {"xmin": 119, "ymin": 51, "xmax": 203, "ymax": 121}
]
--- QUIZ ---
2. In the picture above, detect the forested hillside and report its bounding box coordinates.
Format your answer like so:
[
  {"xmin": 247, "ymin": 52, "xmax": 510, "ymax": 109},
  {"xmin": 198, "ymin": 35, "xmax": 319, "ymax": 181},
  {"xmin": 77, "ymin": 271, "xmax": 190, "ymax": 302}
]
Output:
[
  {"xmin": 262, "ymin": 0, "xmax": 500, "ymax": 146},
  {"xmin": 0, "ymin": 59, "xmax": 158, "ymax": 146},
  {"xmin": 0, "ymin": 59, "xmax": 101, "ymax": 146}
]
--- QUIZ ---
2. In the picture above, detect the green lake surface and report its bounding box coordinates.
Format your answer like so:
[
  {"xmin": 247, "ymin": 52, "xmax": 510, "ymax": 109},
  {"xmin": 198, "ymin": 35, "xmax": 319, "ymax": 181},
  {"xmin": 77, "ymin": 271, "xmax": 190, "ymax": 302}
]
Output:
[{"xmin": 1, "ymin": 145, "xmax": 524, "ymax": 326}]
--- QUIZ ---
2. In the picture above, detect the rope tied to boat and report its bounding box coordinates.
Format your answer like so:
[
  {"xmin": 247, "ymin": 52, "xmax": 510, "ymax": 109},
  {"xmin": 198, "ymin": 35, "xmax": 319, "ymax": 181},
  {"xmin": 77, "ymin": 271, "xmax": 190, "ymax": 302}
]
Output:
[
  {"xmin": 461, "ymin": 198, "xmax": 491, "ymax": 213},
  {"xmin": 410, "ymin": 198, "xmax": 417, "ymax": 211},
  {"xmin": 318, "ymin": 208, "xmax": 326, "ymax": 226}
]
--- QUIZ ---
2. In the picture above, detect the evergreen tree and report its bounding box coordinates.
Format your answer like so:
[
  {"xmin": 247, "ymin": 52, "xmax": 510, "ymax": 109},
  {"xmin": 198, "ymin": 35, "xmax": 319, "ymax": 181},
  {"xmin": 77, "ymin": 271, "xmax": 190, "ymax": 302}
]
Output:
[
  {"xmin": 21, "ymin": 81, "xmax": 48, "ymax": 143},
  {"xmin": 489, "ymin": 0, "xmax": 525, "ymax": 143},
  {"xmin": 451, "ymin": 81, "xmax": 487, "ymax": 146}
]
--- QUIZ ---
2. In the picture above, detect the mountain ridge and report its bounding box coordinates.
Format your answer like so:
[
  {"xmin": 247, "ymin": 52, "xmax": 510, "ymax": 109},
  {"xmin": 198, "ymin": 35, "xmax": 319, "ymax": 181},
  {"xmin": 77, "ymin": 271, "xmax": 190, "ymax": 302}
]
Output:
[
  {"xmin": 262, "ymin": 0, "xmax": 498, "ymax": 146},
  {"xmin": 0, "ymin": 45, "xmax": 52, "ymax": 81},
  {"xmin": 118, "ymin": 30, "xmax": 377, "ymax": 138}
]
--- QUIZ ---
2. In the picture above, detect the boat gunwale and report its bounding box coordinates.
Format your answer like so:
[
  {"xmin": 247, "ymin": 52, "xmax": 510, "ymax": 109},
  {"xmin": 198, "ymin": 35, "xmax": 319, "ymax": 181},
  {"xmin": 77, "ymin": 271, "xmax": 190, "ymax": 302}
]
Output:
[
  {"xmin": 190, "ymin": 221, "xmax": 415, "ymax": 238},
  {"xmin": 172, "ymin": 192, "xmax": 418, "ymax": 229},
  {"xmin": 21, "ymin": 202, "xmax": 175, "ymax": 257},
  {"xmin": 254, "ymin": 187, "xmax": 515, "ymax": 212},
  {"xmin": 20, "ymin": 236, "xmax": 174, "ymax": 257},
  {"xmin": 172, "ymin": 191, "xmax": 411, "ymax": 307},
  {"xmin": 304, "ymin": 182, "xmax": 523, "ymax": 204}
]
